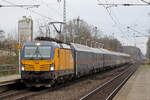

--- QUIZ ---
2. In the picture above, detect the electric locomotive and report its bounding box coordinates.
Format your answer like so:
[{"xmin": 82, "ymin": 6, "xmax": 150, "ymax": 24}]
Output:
[{"xmin": 21, "ymin": 41, "xmax": 74, "ymax": 87}]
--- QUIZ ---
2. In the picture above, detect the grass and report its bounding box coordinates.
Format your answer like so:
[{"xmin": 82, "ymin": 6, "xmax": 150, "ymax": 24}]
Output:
[
  {"xmin": 142, "ymin": 65, "xmax": 150, "ymax": 69},
  {"xmin": 0, "ymin": 70, "xmax": 19, "ymax": 77},
  {"xmin": 0, "ymin": 73, "xmax": 19, "ymax": 77}
]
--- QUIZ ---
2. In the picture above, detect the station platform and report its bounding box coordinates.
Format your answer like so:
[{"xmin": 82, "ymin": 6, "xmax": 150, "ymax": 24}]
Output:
[
  {"xmin": 0, "ymin": 75, "xmax": 21, "ymax": 86},
  {"xmin": 113, "ymin": 65, "xmax": 150, "ymax": 100}
]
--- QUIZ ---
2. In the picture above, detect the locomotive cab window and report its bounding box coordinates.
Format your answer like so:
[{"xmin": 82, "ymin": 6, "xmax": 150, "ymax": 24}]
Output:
[{"xmin": 24, "ymin": 46, "xmax": 51, "ymax": 59}]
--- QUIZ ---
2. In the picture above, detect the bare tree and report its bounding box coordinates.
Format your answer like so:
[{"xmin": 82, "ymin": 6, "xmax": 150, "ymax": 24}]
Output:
[
  {"xmin": 0, "ymin": 30, "xmax": 5, "ymax": 49},
  {"xmin": 35, "ymin": 18, "xmax": 123, "ymax": 52},
  {"xmin": 146, "ymin": 38, "xmax": 150, "ymax": 61},
  {"xmin": 63, "ymin": 18, "xmax": 123, "ymax": 51},
  {"xmin": 99, "ymin": 36, "xmax": 122, "ymax": 52},
  {"xmin": 64, "ymin": 18, "xmax": 94, "ymax": 44},
  {"xmin": 37, "ymin": 19, "xmax": 51, "ymax": 37},
  {"xmin": 0, "ymin": 30, "xmax": 5, "ymax": 39}
]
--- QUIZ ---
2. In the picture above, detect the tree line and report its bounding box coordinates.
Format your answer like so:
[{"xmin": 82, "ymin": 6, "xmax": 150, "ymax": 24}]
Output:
[
  {"xmin": 38, "ymin": 18, "xmax": 123, "ymax": 52},
  {"xmin": 63, "ymin": 18, "xmax": 123, "ymax": 52},
  {"xmin": 147, "ymin": 38, "xmax": 150, "ymax": 62},
  {"xmin": 0, "ymin": 18, "xmax": 123, "ymax": 53},
  {"xmin": 0, "ymin": 30, "xmax": 18, "ymax": 54}
]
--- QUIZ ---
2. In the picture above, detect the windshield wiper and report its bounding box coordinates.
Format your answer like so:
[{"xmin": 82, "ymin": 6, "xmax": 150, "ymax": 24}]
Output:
[
  {"xmin": 29, "ymin": 47, "xmax": 38, "ymax": 60},
  {"xmin": 30, "ymin": 47, "xmax": 44, "ymax": 60},
  {"xmin": 38, "ymin": 52, "xmax": 44, "ymax": 60}
]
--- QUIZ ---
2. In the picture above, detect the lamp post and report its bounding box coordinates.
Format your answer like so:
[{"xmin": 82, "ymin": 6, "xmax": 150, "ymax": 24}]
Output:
[
  {"xmin": 102, "ymin": 44, "xmax": 104, "ymax": 48},
  {"xmin": 91, "ymin": 41, "xmax": 95, "ymax": 47},
  {"xmin": 70, "ymin": 37, "xmax": 74, "ymax": 43},
  {"xmin": 86, "ymin": 39, "xmax": 90, "ymax": 46},
  {"xmin": 72, "ymin": 38, "xmax": 74, "ymax": 43},
  {"xmin": 95, "ymin": 42, "xmax": 99, "ymax": 48},
  {"xmin": 99, "ymin": 43, "xmax": 104, "ymax": 48},
  {"xmin": 80, "ymin": 37, "xmax": 84, "ymax": 44},
  {"xmin": 57, "ymin": 0, "xmax": 66, "ymax": 42}
]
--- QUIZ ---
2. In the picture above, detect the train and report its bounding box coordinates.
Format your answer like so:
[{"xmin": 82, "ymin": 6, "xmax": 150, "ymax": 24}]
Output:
[{"xmin": 20, "ymin": 38, "xmax": 131, "ymax": 87}]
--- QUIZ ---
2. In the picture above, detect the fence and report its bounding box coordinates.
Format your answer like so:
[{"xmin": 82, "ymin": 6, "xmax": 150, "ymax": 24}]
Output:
[
  {"xmin": 0, "ymin": 64, "xmax": 19, "ymax": 76},
  {"xmin": 0, "ymin": 45, "xmax": 19, "ymax": 77}
]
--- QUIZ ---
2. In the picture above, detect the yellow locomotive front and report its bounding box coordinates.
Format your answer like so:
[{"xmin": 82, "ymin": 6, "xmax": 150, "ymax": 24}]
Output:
[
  {"xmin": 21, "ymin": 42, "xmax": 56, "ymax": 87},
  {"xmin": 21, "ymin": 41, "xmax": 74, "ymax": 87}
]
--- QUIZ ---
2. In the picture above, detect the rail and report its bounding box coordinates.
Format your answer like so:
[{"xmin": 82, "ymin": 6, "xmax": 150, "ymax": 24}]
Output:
[
  {"xmin": 80, "ymin": 64, "xmax": 138, "ymax": 100},
  {"xmin": 0, "ymin": 64, "xmax": 133, "ymax": 100}
]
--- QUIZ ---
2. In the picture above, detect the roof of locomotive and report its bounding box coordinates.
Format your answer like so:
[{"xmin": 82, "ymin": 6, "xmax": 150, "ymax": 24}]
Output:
[
  {"xmin": 23, "ymin": 41, "xmax": 71, "ymax": 49},
  {"xmin": 23, "ymin": 41, "xmax": 59, "ymax": 47}
]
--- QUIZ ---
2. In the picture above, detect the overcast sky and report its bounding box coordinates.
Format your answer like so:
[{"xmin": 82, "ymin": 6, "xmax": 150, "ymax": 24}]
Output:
[{"xmin": 0, "ymin": 0, "xmax": 150, "ymax": 54}]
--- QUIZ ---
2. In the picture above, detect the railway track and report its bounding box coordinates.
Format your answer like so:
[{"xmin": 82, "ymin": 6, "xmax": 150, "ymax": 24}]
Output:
[
  {"xmin": 0, "ymin": 83, "xmax": 27, "ymax": 100},
  {"xmin": 79, "ymin": 64, "xmax": 138, "ymax": 100},
  {"xmin": 0, "ymin": 89, "xmax": 29, "ymax": 100},
  {"xmin": 0, "ymin": 64, "xmax": 133, "ymax": 100}
]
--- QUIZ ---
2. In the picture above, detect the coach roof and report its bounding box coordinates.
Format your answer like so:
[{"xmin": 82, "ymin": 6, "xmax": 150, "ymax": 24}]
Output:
[{"xmin": 71, "ymin": 43, "xmax": 105, "ymax": 53}]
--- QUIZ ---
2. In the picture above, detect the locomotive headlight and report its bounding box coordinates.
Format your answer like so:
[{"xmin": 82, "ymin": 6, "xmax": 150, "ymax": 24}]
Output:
[
  {"xmin": 21, "ymin": 66, "xmax": 25, "ymax": 71},
  {"xmin": 50, "ymin": 64, "xmax": 55, "ymax": 71},
  {"xmin": 36, "ymin": 43, "xmax": 40, "ymax": 46}
]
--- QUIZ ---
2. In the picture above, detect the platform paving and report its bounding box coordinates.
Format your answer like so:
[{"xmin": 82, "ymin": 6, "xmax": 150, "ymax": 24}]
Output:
[
  {"xmin": 113, "ymin": 65, "xmax": 150, "ymax": 100},
  {"xmin": 0, "ymin": 74, "xmax": 20, "ymax": 86}
]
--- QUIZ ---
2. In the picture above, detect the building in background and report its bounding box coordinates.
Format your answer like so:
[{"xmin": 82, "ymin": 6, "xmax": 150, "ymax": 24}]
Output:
[{"xmin": 18, "ymin": 16, "xmax": 33, "ymax": 45}]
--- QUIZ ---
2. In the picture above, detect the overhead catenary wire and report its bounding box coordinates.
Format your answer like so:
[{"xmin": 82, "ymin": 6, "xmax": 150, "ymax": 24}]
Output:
[
  {"xmin": 97, "ymin": 0, "xmax": 149, "ymax": 50},
  {"xmin": 2, "ymin": 0, "xmax": 57, "ymax": 21},
  {"xmin": 127, "ymin": 26, "xmax": 148, "ymax": 36},
  {"xmin": 97, "ymin": 0, "xmax": 140, "ymax": 47},
  {"xmin": 98, "ymin": 3, "xmax": 150, "ymax": 6},
  {"xmin": 135, "ymin": 35, "xmax": 150, "ymax": 37},
  {"xmin": 141, "ymin": 0, "xmax": 150, "ymax": 5},
  {"xmin": 104, "ymin": 0, "xmax": 128, "ymax": 32},
  {"xmin": 128, "ymin": 3, "xmax": 149, "ymax": 37},
  {"xmin": 98, "ymin": 0, "xmax": 150, "ymax": 42},
  {"xmin": 0, "ymin": 4, "xmax": 39, "ymax": 8},
  {"xmin": 39, "ymin": 0, "xmax": 63, "ymax": 18},
  {"xmin": 97, "ymin": 0, "xmax": 126, "ymax": 35}
]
